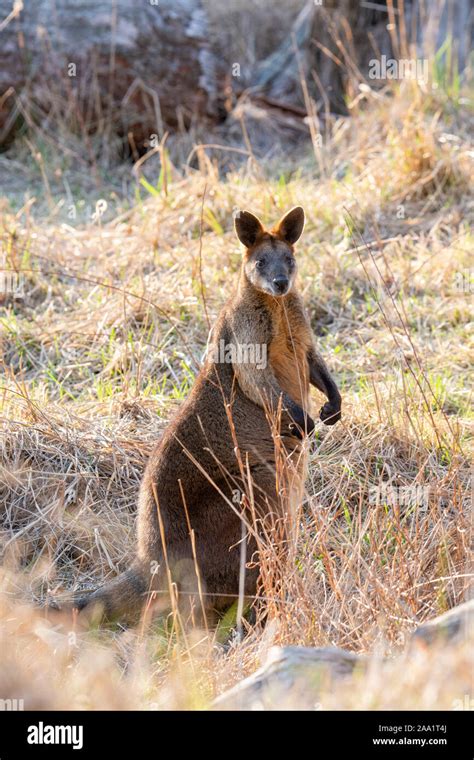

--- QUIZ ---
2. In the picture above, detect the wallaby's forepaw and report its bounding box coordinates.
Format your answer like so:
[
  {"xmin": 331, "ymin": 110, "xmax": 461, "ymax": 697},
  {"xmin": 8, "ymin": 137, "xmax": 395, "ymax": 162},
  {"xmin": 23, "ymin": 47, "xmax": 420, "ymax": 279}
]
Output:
[
  {"xmin": 288, "ymin": 409, "xmax": 315, "ymax": 439},
  {"xmin": 319, "ymin": 401, "xmax": 341, "ymax": 425},
  {"xmin": 72, "ymin": 595, "xmax": 89, "ymax": 612}
]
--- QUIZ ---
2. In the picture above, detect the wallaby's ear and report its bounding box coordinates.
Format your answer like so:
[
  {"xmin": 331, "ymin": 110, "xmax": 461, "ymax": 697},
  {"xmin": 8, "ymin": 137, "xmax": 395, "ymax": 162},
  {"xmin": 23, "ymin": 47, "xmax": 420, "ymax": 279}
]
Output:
[
  {"xmin": 234, "ymin": 210, "xmax": 264, "ymax": 248},
  {"xmin": 274, "ymin": 206, "xmax": 305, "ymax": 244}
]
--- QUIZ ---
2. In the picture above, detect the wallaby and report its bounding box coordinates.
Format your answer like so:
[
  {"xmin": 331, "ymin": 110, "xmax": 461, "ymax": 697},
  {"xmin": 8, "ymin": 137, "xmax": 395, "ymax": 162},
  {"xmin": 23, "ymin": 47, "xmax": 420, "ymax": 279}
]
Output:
[{"xmin": 66, "ymin": 206, "xmax": 341, "ymax": 625}]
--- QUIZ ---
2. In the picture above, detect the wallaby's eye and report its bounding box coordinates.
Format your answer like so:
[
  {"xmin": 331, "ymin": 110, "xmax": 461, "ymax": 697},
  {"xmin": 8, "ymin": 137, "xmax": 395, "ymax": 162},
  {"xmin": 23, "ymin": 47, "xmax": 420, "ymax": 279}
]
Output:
[
  {"xmin": 255, "ymin": 259, "xmax": 265, "ymax": 270},
  {"xmin": 286, "ymin": 257, "xmax": 295, "ymax": 269}
]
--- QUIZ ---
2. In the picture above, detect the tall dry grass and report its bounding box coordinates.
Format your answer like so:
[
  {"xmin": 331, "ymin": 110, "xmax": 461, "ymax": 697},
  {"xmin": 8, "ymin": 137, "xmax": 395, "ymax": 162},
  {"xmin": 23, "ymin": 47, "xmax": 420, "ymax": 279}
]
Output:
[{"xmin": 0, "ymin": 22, "xmax": 473, "ymax": 708}]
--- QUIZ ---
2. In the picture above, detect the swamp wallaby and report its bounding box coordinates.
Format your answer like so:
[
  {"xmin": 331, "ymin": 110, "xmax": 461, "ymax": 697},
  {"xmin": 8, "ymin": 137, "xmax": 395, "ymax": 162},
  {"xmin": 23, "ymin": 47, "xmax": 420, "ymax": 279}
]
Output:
[{"xmin": 70, "ymin": 206, "xmax": 341, "ymax": 625}]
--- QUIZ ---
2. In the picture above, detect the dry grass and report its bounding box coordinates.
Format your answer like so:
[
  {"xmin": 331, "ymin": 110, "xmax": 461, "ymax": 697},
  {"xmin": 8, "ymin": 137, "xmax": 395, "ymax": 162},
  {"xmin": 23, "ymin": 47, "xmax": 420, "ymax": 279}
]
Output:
[{"xmin": 0, "ymin": 73, "xmax": 473, "ymax": 709}]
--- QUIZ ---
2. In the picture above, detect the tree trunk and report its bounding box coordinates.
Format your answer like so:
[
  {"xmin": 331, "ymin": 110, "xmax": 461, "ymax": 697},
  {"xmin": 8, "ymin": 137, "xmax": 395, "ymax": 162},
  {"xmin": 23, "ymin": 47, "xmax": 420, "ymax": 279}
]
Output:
[{"xmin": 250, "ymin": 0, "xmax": 473, "ymax": 113}]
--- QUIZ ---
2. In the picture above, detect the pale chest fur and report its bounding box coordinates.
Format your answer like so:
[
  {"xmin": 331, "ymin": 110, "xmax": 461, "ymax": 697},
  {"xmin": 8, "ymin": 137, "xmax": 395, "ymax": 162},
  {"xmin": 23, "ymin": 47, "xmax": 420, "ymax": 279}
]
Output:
[{"xmin": 268, "ymin": 302, "xmax": 313, "ymax": 410}]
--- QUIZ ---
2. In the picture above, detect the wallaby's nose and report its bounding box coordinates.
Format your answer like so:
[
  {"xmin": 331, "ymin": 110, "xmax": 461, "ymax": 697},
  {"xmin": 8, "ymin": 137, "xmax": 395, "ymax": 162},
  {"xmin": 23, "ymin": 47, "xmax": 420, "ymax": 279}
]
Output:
[{"xmin": 273, "ymin": 276, "xmax": 289, "ymax": 294}]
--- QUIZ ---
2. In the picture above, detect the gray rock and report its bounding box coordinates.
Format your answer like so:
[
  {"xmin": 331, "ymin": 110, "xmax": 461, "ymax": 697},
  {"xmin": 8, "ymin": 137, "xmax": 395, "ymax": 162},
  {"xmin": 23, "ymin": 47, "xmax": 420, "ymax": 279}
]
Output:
[
  {"xmin": 411, "ymin": 598, "xmax": 474, "ymax": 647},
  {"xmin": 213, "ymin": 646, "xmax": 364, "ymax": 711}
]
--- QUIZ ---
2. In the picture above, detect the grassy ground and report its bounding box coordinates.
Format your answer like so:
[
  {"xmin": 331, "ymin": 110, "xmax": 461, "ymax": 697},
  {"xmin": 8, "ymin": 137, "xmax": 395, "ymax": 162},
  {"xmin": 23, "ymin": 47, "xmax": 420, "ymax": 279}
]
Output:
[{"xmin": 0, "ymin": 78, "xmax": 473, "ymax": 709}]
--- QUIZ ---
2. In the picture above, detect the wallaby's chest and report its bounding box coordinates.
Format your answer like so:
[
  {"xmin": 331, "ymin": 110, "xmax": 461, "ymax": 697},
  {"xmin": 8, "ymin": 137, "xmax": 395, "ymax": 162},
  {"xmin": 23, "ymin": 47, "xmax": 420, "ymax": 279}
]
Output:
[{"xmin": 268, "ymin": 306, "xmax": 312, "ymax": 409}]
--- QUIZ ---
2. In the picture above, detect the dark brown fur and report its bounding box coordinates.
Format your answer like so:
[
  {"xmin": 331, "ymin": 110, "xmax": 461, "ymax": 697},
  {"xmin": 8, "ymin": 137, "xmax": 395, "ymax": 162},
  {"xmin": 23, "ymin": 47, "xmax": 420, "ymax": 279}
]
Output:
[{"xmin": 71, "ymin": 207, "xmax": 341, "ymax": 625}]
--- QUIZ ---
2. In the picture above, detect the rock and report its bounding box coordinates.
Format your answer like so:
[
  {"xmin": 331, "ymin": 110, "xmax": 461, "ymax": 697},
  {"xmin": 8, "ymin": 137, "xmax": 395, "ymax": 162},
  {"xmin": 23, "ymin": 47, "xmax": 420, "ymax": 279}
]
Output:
[
  {"xmin": 0, "ymin": 0, "xmax": 225, "ymax": 149},
  {"xmin": 213, "ymin": 646, "xmax": 364, "ymax": 711},
  {"xmin": 411, "ymin": 599, "xmax": 474, "ymax": 647},
  {"xmin": 213, "ymin": 601, "xmax": 474, "ymax": 710}
]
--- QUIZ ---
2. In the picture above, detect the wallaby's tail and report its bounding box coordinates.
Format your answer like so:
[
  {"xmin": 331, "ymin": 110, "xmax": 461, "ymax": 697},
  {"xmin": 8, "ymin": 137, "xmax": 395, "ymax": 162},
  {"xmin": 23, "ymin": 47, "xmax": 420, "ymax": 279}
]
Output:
[{"xmin": 73, "ymin": 564, "xmax": 148, "ymax": 624}]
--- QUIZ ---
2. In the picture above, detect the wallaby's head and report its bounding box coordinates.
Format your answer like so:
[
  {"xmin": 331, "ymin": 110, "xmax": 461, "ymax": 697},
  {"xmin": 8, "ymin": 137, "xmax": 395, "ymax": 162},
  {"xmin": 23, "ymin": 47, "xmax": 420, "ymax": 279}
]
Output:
[{"xmin": 234, "ymin": 206, "xmax": 305, "ymax": 297}]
